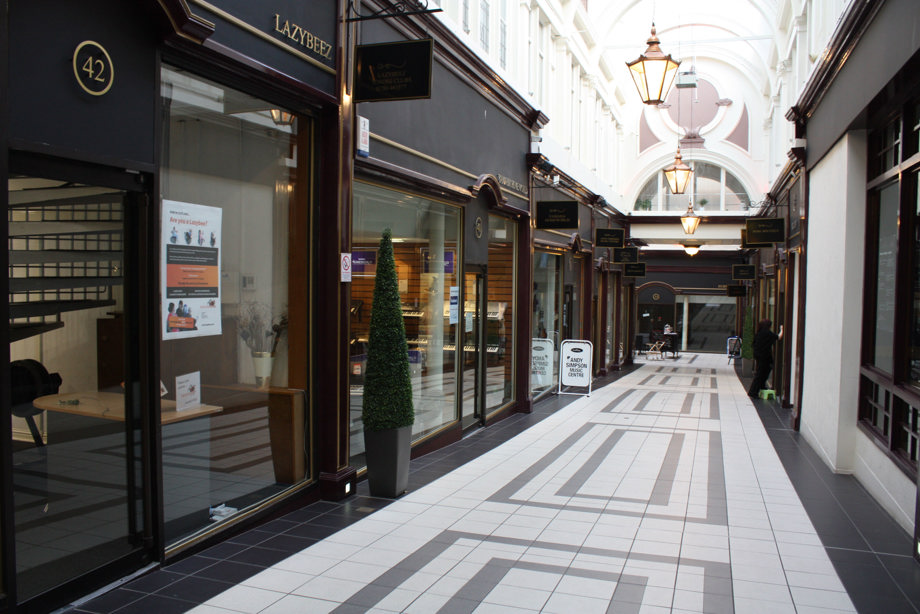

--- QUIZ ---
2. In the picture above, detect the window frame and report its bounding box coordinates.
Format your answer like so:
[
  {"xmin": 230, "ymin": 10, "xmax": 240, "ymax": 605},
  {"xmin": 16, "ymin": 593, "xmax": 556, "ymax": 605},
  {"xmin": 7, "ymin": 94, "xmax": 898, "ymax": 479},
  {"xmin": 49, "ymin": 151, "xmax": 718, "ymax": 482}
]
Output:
[{"xmin": 859, "ymin": 96, "xmax": 920, "ymax": 479}]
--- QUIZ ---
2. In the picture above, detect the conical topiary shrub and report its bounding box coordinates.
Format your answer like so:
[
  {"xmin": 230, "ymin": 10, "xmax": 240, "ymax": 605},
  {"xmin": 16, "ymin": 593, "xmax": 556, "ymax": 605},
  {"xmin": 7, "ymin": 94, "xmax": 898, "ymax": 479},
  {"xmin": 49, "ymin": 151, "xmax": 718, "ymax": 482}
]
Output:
[{"xmin": 361, "ymin": 228, "xmax": 414, "ymax": 497}]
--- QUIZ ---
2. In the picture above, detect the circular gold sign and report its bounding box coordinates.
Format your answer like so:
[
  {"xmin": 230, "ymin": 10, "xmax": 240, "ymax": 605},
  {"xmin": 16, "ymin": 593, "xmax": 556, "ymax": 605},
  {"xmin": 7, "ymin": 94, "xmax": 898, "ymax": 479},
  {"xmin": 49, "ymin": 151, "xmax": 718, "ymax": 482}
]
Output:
[
  {"xmin": 474, "ymin": 216, "xmax": 483, "ymax": 239},
  {"xmin": 652, "ymin": 292, "xmax": 661, "ymax": 301},
  {"xmin": 73, "ymin": 41, "xmax": 114, "ymax": 96}
]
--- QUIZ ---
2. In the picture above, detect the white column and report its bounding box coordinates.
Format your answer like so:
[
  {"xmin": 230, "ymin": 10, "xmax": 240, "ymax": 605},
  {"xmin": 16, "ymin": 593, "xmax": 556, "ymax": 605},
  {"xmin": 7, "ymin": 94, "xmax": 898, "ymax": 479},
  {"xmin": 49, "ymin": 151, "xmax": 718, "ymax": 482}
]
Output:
[{"xmin": 681, "ymin": 296, "xmax": 689, "ymax": 351}]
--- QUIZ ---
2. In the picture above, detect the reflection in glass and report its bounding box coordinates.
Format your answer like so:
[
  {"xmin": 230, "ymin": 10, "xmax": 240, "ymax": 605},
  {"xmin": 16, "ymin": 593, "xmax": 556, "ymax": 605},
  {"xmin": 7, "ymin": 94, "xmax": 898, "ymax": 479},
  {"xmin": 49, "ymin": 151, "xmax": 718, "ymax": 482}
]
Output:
[
  {"xmin": 485, "ymin": 216, "xmax": 516, "ymax": 413},
  {"xmin": 349, "ymin": 182, "xmax": 462, "ymax": 468},
  {"xmin": 874, "ymin": 184, "xmax": 899, "ymax": 374},
  {"xmin": 9, "ymin": 177, "xmax": 139, "ymax": 599},
  {"xmin": 912, "ymin": 175, "xmax": 920, "ymax": 386},
  {"xmin": 160, "ymin": 67, "xmax": 298, "ymax": 545},
  {"xmin": 532, "ymin": 251, "xmax": 561, "ymax": 395}
]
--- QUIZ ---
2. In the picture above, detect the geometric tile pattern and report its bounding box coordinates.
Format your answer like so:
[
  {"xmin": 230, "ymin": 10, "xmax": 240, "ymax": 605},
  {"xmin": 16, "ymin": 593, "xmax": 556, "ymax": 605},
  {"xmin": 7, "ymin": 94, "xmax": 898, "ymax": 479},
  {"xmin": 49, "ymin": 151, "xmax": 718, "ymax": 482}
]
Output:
[{"xmin": 187, "ymin": 353, "xmax": 857, "ymax": 613}]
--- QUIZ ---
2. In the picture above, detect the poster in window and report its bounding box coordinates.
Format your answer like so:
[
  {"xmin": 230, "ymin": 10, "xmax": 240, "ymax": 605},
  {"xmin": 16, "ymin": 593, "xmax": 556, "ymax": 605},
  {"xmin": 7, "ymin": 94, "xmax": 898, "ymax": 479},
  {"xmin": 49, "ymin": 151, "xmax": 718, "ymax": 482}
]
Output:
[{"xmin": 162, "ymin": 200, "xmax": 222, "ymax": 340}]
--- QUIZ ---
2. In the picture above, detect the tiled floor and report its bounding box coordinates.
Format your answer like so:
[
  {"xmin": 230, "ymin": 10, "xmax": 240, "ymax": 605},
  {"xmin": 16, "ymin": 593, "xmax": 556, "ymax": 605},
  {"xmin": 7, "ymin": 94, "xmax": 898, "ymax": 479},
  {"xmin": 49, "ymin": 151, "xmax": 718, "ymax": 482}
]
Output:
[{"xmin": 65, "ymin": 354, "xmax": 920, "ymax": 614}]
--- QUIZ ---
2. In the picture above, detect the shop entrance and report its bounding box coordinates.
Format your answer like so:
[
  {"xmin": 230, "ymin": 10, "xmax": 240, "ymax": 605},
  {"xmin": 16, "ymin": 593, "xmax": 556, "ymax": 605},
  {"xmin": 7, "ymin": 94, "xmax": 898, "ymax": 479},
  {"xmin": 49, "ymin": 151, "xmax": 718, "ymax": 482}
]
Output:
[
  {"xmin": 461, "ymin": 269, "xmax": 487, "ymax": 429},
  {"xmin": 6, "ymin": 156, "xmax": 152, "ymax": 606}
]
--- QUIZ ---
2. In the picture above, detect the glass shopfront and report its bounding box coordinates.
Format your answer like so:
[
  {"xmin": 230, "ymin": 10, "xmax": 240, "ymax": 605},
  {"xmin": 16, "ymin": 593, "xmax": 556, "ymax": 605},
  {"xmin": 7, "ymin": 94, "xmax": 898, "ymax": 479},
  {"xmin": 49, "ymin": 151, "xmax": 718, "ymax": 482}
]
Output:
[
  {"xmin": 8, "ymin": 171, "xmax": 145, "ymax": 601},
  {"xmin": 605, "ymin": 273, "xmax": 616, "ymax": 367},
  {"xmin": 350, "ymin": 182, "xmax": 462, "ymax": 466},
  {"xmin": 159, "ymin": 67, "xmax": 306, "ymax": 545},
  {"xmin": 485, "ymin": 216, "xmax": 516, "ymax": 415},
  {"xmin": 532, "ymin": 251, "xmax": 562, "ymax": 396}
]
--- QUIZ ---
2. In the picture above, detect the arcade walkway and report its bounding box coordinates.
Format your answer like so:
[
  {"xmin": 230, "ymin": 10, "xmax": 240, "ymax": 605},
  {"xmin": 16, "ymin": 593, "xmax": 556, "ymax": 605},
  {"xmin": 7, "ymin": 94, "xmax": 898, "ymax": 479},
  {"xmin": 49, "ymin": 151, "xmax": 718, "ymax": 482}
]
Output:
[{"xmin": 68, "ymin": 354, "xmax": 919, "ymax": 614}]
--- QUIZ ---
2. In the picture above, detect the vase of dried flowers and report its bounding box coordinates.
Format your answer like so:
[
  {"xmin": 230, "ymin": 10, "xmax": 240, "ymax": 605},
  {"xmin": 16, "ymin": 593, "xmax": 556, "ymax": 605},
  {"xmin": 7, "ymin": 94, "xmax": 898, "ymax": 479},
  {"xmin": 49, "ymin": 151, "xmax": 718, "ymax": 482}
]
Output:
[{"xmin": 239, "ymin": 302, "xmax": 288, "ymax": 388}]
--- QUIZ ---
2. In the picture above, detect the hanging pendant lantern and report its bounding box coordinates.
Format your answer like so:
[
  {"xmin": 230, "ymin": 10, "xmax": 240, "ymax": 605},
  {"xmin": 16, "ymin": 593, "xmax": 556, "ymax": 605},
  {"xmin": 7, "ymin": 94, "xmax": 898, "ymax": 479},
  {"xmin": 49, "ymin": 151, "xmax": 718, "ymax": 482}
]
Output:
[
  {"xmin": 626, "ymin": 24, "xmax": 681, "ymax": 105},
  {"xmin": 664, "ymin": 147, "xmax": 692, "ymax": 195},
  {"xmin": 680, "ymin": 200, "xmax": 701, "ymax": 235}
]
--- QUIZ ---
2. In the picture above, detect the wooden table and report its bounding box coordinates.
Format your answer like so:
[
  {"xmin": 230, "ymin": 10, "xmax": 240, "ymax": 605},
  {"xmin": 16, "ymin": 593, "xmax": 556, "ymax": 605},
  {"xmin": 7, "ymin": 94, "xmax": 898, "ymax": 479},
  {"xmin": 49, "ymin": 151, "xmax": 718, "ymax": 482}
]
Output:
[{"xmin": 33, "ymin": 391, "xmax": 222, "ymax": 424}]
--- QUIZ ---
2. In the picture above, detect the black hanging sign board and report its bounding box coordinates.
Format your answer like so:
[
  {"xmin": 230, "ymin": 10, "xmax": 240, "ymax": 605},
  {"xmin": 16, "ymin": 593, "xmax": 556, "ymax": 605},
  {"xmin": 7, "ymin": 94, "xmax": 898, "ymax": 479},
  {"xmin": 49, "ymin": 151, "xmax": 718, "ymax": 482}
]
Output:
[
  {"xmin": 354, "ymin": 39, "xmax": 433, "ymax": 102},
  {"xmin": 726, "ymin": 285, "xmax": 747, "ymax": 297},
  {"xmin": 732, "ymin": 264, "xmax": 756, "ymax": 280},
  {"xmin": 623, "ymin": 262, "xmax": 646, "ymax": 277},
  {"xmin": 595, "ymin": 228, "xmax": 625, "ymax": 248},
  {"xmin": 536, "ymin": 201, "xmax": 579, "ymax": 229},
  {"xmin": 745, "ymin": 218, "xmax": 785, "ymax": 244},
  {"xmin": 741, "ymin": 229, "xmax": 772, "ymax": 248},
  {"xmin": 613, "ymin": 247, "xmax": 638, "ymax": 263}
]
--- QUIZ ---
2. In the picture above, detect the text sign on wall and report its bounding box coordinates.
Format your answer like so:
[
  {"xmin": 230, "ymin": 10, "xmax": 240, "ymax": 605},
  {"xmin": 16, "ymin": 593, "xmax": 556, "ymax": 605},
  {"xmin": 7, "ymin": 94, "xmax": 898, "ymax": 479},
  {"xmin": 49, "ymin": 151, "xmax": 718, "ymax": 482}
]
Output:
[
  {"xmin": 559, "ymin": 340, "xmax": 593, "ymax": 395},
  {"xmin": 354, "ymin": 39, "xmax": 433, "ymax": 102},
  {"xmin": 746, "ymin": 218, "xmax": 785, "ymax": 244},
  {"xmin": 595, "ymin": 228, "xmax": 625, "ymax": 248},
  {"xmin": 536, "ymin": 201, "xmax": 579, "ymax": 229},
  {"xmin": 623, "ymin": 262, "xmax": 647, "ymax": 277},
  {"xmin": 531, "ymin": 338, "xmax": 554, "ymax": 388},
  {"xmin": 613, "ymin": 247, "xmax": 638, "ymax": 263},
  {"xmin": 732, "ymin": 264, "xmax": 756, "ymax": 280}
]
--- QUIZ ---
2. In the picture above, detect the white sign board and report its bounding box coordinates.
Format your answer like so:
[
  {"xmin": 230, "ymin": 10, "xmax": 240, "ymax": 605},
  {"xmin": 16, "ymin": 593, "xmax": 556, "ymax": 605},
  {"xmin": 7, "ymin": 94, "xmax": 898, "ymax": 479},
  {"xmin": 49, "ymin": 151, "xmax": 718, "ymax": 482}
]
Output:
[
  {"xmin": 531, "ymin": 338, "xmax": 554, "ymax": 388},
  {"xmin": 175, "ymin": 371, "xmax": 201, "ymax": 411},
  {"xmin": 559, "ymin": 339, "xmax": 593, "ymax": 395}
]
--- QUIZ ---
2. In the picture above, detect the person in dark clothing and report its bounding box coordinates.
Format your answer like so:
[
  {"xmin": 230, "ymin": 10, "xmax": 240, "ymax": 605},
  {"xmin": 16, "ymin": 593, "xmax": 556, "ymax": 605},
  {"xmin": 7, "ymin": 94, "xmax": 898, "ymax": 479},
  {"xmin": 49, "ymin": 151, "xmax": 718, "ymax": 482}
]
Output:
[{"xmin": 748, "ymin": 319, "xmax": 783, "ymax": 398}]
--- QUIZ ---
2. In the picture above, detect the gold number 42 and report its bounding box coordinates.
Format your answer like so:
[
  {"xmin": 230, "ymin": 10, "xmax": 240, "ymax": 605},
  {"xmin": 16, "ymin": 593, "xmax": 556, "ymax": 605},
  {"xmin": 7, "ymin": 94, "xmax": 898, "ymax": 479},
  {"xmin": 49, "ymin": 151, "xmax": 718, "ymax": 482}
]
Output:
[{"xmin": 82, "ymin": 56, "xmax": 106, "ymax": 83}]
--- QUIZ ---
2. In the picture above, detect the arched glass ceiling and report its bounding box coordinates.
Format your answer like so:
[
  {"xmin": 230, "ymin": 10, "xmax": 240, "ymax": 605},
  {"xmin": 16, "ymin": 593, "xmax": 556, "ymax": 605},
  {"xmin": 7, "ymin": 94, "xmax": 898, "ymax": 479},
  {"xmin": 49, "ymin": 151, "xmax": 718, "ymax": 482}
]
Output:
[
  {"xmin": 593, "ymin": 0, "xmax": 781, "ymax": 108},
  {"xmin": 634, "ymin": 162, "xmax": 752, "ymax": 212}
]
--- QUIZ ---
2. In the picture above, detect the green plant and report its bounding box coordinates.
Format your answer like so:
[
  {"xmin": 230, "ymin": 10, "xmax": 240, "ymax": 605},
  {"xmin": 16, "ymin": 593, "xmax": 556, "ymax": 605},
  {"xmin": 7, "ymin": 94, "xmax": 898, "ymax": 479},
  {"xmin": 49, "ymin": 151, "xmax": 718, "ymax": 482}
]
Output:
[
  {"xmin": 362, "ymin": 229, "xmax": 415, "ymax": 432},
  {"xmin": 742, "ymin": 305, "xmax": 754, "ymax": 360}
]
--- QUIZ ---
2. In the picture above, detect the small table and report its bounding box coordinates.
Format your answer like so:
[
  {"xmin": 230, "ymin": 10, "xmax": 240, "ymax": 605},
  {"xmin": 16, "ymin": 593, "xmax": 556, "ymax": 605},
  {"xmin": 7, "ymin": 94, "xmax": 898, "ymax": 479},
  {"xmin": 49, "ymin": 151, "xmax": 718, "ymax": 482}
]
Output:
[{"xmin": 33, "ymin": 391, "xmax": 222, "ymax": 424}]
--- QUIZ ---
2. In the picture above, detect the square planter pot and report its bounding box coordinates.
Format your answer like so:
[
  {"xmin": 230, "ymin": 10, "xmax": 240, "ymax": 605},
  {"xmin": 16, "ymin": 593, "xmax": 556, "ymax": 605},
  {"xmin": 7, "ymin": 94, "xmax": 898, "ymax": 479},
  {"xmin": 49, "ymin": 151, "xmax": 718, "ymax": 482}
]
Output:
[{"xmin": 364, "ymin": 424, "xmax": 411, "ymax": 498}]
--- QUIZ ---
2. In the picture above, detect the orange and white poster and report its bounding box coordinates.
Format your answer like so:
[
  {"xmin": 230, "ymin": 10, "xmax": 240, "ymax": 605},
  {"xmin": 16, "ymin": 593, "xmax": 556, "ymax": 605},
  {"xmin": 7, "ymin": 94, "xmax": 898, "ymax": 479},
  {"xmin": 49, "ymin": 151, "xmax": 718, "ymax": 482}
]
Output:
[{"xmin": 161, "ymin": 200, "xmax": 222, "ymax": 340}]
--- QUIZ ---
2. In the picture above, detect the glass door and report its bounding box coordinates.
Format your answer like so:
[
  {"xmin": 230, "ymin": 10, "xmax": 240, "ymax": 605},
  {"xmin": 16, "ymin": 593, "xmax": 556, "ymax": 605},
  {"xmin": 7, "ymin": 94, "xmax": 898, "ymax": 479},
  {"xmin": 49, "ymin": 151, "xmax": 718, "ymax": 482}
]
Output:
[
  {"xmin": 461, "ymin": 271, "xmax": 485, "ymax": 428},
  {"xmin": 7, "ymin": 168, "xmax": 148, "ymax": 603}
]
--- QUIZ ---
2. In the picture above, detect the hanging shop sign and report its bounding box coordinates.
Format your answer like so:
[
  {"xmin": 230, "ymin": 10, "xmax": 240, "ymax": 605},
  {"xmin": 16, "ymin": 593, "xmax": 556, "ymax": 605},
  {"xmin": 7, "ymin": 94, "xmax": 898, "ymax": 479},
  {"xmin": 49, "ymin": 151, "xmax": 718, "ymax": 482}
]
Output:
[
  {"xmin": 595, "ymin": 228, "xmax": 625, "ymax": 248},
  {"xmin": 741, "ymin": 229, "xmax": 772, "ymax": 248},
  {"xmin": 732, "ymin": 264, "xmax": 756, "ymax": 280},
  {"xmin": 161, "ymin": 200, "xmax": 223, "ymax": 340},
  {"xmin": 559, "ymin": 339, "xmax": 593, "ymax": 396},
  {"xmin": 613, "ymin": 247, "xmax": 639, "ymax": 263},
  {"xmin": 726, "ymin": 285, "xmax": 747, "ymax": 297},
  {"xmin": 536, "ymin": 201, "xmax": 579, "ymax": 229},
  {"xmin": 745, "ymin": 218, "xmax": 785, "ymax": 244},
  {"xmin": 623, "ymin": 262, "xmax": 646, "ymax": 277},
  {"xmin": 354, "ymin": 39, "xmax": 433, "ymax": 102}
]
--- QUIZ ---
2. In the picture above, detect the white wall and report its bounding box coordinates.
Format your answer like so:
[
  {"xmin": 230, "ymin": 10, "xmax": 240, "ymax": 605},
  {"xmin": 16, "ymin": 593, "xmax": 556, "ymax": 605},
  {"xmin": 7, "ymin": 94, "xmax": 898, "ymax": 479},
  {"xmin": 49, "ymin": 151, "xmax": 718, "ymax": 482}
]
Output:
[
  {"xmin": 800, "ymin": 130, "xmax": 915, "ymax": 533},
  {"xmin": 855, "ymin": 432, "xmax": 917, "ymax": 532},
  {"xmin": 800, "ymin": 131, "xmax": 865, "ymax": 471}
]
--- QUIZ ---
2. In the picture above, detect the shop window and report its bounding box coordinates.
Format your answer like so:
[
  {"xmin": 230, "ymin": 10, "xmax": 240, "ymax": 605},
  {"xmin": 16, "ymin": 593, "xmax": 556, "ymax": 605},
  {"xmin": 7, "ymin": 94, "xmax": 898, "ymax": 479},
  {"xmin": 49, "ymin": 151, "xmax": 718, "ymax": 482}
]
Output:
[
  {"xmin": 860, "ymin": 105, "xmax": 920, "ymax": 477},
  {"xmin": 349, "ymin": 182, "xmax": 462, "ymax": 468},
  {"xmin": 532, "ymin": 251, "xmax": 561, "ymax": 396},
  {"xmin": 159, "ymin": 67, "xmax": 303, "ymax": 545},
  {"xmin": 868, "ymin": 183, "xmax": 899, "ymax": 375},
  {"xmin": 911, "ymin": 173, "xmax": 920, "ymax": 386},
  {"xmin": 486, "ymin": 215, "xmax": 516, "ymax": 413}
]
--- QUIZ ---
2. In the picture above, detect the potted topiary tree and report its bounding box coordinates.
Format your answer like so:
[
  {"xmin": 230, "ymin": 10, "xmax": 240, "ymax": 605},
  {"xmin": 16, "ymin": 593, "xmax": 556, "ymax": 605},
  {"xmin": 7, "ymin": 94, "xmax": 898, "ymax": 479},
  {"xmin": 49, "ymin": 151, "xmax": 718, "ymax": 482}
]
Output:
[
  {"xmin": 362, "ymin": 228, "xmax": 415, "ymax": 497},
  {"xmin": 741, "ymin": 305, "xmax": 755, "ymax": 377}
]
